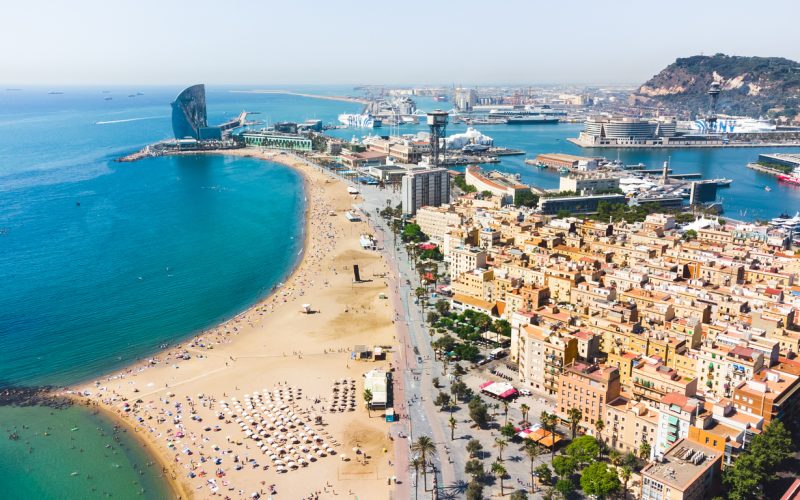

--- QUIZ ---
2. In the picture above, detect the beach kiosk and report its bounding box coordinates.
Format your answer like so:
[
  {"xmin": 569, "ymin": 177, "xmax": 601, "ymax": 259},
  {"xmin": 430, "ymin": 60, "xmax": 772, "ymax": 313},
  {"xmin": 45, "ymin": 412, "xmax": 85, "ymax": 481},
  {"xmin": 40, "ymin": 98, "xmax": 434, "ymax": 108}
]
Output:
[{"xmin": 385, "ymin": 407, "xmax": 395, "ymax": 422}]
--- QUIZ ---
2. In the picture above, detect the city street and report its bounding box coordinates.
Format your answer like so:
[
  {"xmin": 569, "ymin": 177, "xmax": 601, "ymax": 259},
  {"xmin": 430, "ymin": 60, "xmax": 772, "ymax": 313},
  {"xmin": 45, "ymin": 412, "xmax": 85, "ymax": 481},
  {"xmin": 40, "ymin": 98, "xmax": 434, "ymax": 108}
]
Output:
[{"xmin": 293, "ymin": 155, "xmax": 560, "ymax": 498}]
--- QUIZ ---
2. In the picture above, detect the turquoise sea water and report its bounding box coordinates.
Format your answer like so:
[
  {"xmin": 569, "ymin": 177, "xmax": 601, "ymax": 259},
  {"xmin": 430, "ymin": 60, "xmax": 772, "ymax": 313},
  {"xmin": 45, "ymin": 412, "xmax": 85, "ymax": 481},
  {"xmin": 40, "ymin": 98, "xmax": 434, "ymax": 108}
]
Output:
[{"xmin": 0, "ymin": 86, "xmax": 360, "ymax": 498}]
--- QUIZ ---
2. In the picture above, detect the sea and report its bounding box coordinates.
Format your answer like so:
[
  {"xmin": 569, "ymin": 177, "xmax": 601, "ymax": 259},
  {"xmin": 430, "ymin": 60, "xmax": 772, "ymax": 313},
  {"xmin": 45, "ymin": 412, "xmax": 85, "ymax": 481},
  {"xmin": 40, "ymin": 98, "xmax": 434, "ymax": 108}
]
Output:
[{"xmin": 1, "ymin": 85, "xmax": 799, "ymax": 498}]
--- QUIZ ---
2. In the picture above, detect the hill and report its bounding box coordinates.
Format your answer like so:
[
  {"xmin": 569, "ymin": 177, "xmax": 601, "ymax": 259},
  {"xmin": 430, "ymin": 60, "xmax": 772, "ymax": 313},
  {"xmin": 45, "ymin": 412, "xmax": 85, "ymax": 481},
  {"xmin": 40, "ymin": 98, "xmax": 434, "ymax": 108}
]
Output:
[{"xmin": 633, "ymin": 54, "xmax": 800, "ymax": 119}]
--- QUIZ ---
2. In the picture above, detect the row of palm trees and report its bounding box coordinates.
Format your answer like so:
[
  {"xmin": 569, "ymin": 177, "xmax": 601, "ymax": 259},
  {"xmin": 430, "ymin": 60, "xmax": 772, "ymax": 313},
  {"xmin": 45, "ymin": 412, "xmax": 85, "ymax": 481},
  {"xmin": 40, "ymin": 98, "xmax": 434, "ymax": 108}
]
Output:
[{"xmin": 409, "ymin": 436, "xmax": 437, "ymax": 500}]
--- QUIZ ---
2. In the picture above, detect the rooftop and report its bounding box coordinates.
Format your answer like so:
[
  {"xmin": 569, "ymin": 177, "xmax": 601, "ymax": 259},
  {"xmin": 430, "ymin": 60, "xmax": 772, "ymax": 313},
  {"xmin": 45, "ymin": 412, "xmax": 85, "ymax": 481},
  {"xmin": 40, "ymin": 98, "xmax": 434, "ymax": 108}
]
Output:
[{"xmin": 642, "ymin": 439, "xmax": 720, "ymax": 491}]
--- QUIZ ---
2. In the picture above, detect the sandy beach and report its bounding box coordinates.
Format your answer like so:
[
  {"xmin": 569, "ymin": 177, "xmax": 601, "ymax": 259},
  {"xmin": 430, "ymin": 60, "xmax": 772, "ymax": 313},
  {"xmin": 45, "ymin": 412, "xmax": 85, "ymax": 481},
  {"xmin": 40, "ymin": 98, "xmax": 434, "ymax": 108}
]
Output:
[{"xmin": 68, "ymin": 149, "xmax": 400, "ymax": 499}]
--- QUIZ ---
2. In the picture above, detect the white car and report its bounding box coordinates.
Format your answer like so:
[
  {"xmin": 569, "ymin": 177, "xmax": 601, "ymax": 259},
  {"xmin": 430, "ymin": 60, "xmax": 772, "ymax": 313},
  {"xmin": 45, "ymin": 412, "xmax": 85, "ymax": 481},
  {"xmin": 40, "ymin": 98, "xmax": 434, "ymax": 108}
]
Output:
[{"xmin": 519, "ymin": 389, "xmax": 532, "ymax": 396}]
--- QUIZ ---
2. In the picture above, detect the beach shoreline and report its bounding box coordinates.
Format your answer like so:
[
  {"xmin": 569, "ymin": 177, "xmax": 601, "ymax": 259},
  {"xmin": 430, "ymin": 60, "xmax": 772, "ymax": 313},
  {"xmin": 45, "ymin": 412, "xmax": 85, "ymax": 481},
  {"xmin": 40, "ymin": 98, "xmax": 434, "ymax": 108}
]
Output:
[{"xmin": 65, "ymin": 148, "xmax": 399, "ymax": 499}]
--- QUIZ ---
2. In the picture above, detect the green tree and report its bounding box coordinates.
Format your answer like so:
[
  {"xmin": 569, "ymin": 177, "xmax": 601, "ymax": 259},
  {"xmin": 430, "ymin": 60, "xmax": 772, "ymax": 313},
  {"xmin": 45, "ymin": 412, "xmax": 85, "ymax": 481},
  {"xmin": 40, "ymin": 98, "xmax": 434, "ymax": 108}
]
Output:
[
  {"xmin": 619, "ymin": 465, "xmax": 632, "ymax": 499},
  {"xmin": 608, "ymin": 449, "xmax": 622, "ymax": 467},
  {"xmin": 540, "ymin": 411, "xmax": 558, "ymax": 459},
  {"xmin": 723, "ymin": 452, "xmax": 765, "ymax": 500},
  {"xmin": 401, "ymin": 223, "xmax": 427, "ymax": 243},
  {"xmin": 465, "ymin": 480, "xmax": 483, "ymax": 500},
  {"xmin": 638, "ymin": 441, "xmax": 651, "ymax": 460},
  {"xmin": 552, "ymin": 454, "xmax": 578, "ymax": 478},
  {"xmin": 432, "ymin": 376, "xmax": 440, "ymax": 388},
  {"xmin": 410, "ymin": 436, "xmax": 436, "ymax": 491},
  {"xmin": 580, "ymin": 462, "xmax": 621, "ymax": 499},
  {"xmin": 555, "ymin": 478, "xmax": 574, "ymax": 498},
  {"xmin": 520, "ymin": 403, "xmax": 530, "ymax": 426},
  {"xmin": 514, "ymin": 189, "xmax": 540, "ymax": 208},
  {"xmin": 722, "ymin": 419, "xmax": 795, "ymax": 499},
  {"xmin": 448, "ymin": 416, "xmax": 457, "ymax": 440},
  {"xmin": 524, "ymin": 441, "xmax": 544, "ymax": 492},
  {"xmin": 435, "ymin": 299, "xmax": 450, "ymax": 316},
  {"xmin": 434, "ymin": 391, "xmax": 450, "ymax": 410},
  {"xmin": 450, "ymin": 380, "xmax": 469, "ymax": 402},
  {"xmin": 494, "ymin": 437, "xmax": 508, "ymax": 461},
  {"xmin": 409, "ymin": 455, "xmax": 424, "ymax": 500},
  {"xmin": 535, "ymin": 463, "xmax": 553, "ymax": 489},
  {"xmin": 567, "ymin": 408, "xmax": 582, "ymax": 439},
  {"xmin": 426, "ymin": 311, "xmax": 440, "ymax": 324},
  {"xmin": 748, "ymin": 419, "xmax": 793, "ymax": 473},
  {"xmin": 510, "ymin": 490, "xmax": 529, "ymax": 500},
  {"xmin": 464, "ymin": 459, "xmax": 484, "ymax": 481},
  {"xmin": 492, "ymin": 461, "xmax": 508, "ymax": 496},
  {"xmin": 500, "ymin": 422, "xmax": 517, "ymax": 441},
  {"xmin": 468, "ymin": 396, "xmax": 489, "ymax": 427},
  {"xmin": 363, "ymin": 388, "xmax": 373, "ymax": 417},
  {"xmin": 683, "ymin": 229, "xmax": 698, "ymax": 240},
  {"xmin": 466, "ymin": 438, "xmax": 483, "ymax": 458},
  {"xmin": 502, "ymin": 400, "xmax": 511, "ymax": 424},
  {"xmin": 565, "ymin": 435, "xmax": 600, "ymax": 466},
  {"xmin": 415, "ymin": 286, "xmax": 427, "ymax": 308},
  {"xmin": 594, "ymin": 419, "xmax": 605, "ymax": 445}
]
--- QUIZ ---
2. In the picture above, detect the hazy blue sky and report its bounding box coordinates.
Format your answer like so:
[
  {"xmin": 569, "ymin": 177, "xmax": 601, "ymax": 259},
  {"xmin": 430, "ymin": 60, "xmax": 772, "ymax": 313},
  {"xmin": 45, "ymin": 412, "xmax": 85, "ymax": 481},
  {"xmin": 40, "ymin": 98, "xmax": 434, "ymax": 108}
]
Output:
[{"xmin": 3, "ymin": 0, "xmax": 798, "ymax": 86}]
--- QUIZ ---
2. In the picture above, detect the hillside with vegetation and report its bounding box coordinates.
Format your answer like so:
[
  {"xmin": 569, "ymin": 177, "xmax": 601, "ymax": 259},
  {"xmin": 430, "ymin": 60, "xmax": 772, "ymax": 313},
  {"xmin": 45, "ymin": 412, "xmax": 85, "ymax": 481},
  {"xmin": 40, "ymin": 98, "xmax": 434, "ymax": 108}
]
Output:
[{"xmin": 633, "ymin": 54, "xmax": 800, "ymax": 119}]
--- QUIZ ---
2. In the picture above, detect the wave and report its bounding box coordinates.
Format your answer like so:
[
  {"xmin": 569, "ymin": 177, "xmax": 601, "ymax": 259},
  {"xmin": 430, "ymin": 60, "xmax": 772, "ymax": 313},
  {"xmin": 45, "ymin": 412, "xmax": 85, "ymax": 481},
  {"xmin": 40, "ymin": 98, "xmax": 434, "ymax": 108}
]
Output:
[{"xmin": 95, "ymin": 116, "xmax": 165, "ymax": 125}]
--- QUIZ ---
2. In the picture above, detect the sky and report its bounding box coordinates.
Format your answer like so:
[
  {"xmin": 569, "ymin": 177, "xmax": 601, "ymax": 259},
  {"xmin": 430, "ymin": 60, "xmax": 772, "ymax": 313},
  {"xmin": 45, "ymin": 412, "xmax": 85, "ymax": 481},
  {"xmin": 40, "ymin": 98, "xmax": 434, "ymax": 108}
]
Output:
[{"xmin": 2, "ymin": 0, "xmax": 798, "ymax": 86}]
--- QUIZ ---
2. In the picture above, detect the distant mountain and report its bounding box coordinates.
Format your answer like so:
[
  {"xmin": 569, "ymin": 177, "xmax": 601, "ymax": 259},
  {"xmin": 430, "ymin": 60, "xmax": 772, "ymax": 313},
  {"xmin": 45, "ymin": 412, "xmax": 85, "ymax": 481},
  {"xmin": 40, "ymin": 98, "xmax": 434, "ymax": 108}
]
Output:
[{"xmin": 633, "ymin": 54, "xmax": 800, "ymax": 119}]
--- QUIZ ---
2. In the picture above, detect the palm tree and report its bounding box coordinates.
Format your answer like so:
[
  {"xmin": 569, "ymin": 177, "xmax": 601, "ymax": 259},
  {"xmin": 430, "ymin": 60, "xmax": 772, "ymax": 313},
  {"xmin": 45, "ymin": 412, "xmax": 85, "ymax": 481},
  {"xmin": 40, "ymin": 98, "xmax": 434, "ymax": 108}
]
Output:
[
  {"xmin": 494, "ymin": 437, "xmax": 508, "ymax": 461},
  {"xmin": 448, "ymin": 416, "xmax": 457, "ymax": 440},
  {"xmin": 411, "ymin": 436, "xmax": 436, "ymax": 491},
  {"xmin": 639, "ymin": 441, "xmax": 651, "ymax": 461},
  {"xmin": 540, "ymin": 411, "xmax": 557, "ymax": 459},
  {"xmin": 363, "ymin": 389, "xmax": 373, "ymax": 417},
  {"xmin": 620, "ymin": 465, "xmax": 632, "ymax": 499},
  {"xmin": 524, "ymin": 441, "xmax": 543, "ymax": 494},
  {"xmin": 491, "ymin": 461, "xmax": 508, "ymax": 496},
  {"xmin": 594, "ymin": 418, "xmax": 605, "ymax": 442},
  {"xmin": 415, "ymin": 286, "xmax": 427, "ymax": 308},
  {"xmin": 409, "ymin": 455, "xmax": 424, "ymax": 500},
  {"xmin": 609, "ymin": 449, "xmax": 622, "ymax": 467},
  {"xmin": 567, "ymin": 408, "xmax": 582, "ymax": 439},
  {"xmin": 520, "ymin": 403, "xmax": 530, "ymax": 426}
]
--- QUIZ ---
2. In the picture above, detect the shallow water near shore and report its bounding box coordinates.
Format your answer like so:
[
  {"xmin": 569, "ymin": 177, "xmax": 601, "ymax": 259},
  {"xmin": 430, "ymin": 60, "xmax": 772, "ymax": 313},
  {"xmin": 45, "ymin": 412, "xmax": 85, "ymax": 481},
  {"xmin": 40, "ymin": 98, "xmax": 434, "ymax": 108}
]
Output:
[
  {"xmin": 0, "ymin": 86, "xmax": 352, "ymax": 498},
  {"xmin": 0, "ymin": 405, "xmax": 172, "ymax": 499}
]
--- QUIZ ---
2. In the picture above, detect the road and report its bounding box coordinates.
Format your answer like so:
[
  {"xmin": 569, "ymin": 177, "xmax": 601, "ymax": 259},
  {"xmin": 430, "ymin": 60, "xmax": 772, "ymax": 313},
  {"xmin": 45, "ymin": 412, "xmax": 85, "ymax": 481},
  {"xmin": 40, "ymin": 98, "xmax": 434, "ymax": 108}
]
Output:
[{"xmin": 287, "ymin": 155, "xmax": 561, "ymax": 498}]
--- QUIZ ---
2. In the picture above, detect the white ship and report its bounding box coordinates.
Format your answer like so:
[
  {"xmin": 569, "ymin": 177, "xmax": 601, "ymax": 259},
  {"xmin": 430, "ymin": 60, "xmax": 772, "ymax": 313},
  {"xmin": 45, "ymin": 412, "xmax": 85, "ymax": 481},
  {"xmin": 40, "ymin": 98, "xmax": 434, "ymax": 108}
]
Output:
[
  {"xmin": 678, "ymin": 115, "xmax": 776, "ymax": 134},
  {"xmin": 338, "ymin": 113, "xmax": 382, "ymax": 128}
]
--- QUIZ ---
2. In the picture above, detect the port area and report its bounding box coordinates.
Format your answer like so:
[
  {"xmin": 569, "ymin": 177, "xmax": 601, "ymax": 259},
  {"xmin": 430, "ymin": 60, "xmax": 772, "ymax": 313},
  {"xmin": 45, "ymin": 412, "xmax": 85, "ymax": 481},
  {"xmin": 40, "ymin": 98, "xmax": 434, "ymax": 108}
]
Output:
[
  {"xmin": 747, "ymin": 162, "xmax": 788, "ymax": 176},
  {"xmin": 567, "ymin": 136, "xmax": 800, "ymax": 148}
]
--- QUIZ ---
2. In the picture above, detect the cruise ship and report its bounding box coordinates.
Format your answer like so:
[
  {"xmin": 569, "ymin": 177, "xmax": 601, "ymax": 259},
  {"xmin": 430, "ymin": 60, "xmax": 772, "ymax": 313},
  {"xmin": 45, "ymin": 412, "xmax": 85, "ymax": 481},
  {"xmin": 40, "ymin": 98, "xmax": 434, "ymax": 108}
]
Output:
[
  {"xmin": 488, "ymin": 104, "xmax": 566, "ymax": 121},
  {"xmin": 506, "ymin": 115, "xmax": 560, "ymax": 125},
  {"xmin": 338, "ymin": 113, "xmax": 382, "ymax": 128},
  {"xmin": 678, "ymin": 116, "xmax": 776, "ymax": 134}
]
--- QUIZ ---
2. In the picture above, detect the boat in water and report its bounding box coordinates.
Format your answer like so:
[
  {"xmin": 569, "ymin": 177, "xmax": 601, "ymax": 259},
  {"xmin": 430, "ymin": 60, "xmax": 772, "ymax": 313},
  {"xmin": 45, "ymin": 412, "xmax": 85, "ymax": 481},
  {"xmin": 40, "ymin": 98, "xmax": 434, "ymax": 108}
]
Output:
[
  {"xmin": 488, "ymin": 104, "xmax": 566, "ymax": 120},
  {"xmin": 777, "ymin": 174, "xmax": 800, "ymax": 185},
  {"xmin": 338, "ymin": 113, "xmax": 381, "ymax": 128},
  {"xmin": 506, "ymin": 115, "xmax": 560, "ymax": 125},
  {"xmin": 678, "ymin": 115, "xmax": 776, "ymax": 134}
]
